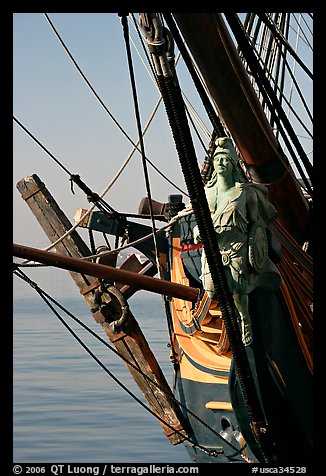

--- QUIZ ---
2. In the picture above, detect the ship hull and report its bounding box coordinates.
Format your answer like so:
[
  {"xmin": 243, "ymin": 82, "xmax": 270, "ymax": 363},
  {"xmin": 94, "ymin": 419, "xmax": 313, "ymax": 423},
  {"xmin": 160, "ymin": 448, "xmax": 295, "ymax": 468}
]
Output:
[
  {"xmin": 172, "ymin": 286, "xmax": 313, "ymax": 463},
  {"xmin": 174, "ymin": 358, "xmax": 256, "ymax": 463}
]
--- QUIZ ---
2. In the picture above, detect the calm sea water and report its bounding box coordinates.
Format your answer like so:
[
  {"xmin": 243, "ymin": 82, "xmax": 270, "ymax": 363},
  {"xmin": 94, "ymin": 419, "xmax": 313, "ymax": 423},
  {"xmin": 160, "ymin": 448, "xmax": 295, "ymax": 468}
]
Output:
[{"xmin": 13, "ymin": 292, "xmax": 190, "ymax": 463}]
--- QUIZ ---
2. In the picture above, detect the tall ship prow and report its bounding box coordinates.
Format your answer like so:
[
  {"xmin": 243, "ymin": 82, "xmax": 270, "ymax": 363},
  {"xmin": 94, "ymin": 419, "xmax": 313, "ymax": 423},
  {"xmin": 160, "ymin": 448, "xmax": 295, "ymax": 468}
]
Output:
[{"xmin": 13, "ymin": 12, "xmax": 313, "ymax": 464}]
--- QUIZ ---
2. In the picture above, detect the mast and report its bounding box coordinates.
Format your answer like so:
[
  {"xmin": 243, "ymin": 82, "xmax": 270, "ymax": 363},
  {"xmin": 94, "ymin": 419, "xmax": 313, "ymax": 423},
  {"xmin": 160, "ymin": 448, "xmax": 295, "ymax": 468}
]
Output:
[{"xmin": 171, "ymin": 13, "xmax": 310, "ymax": 246}]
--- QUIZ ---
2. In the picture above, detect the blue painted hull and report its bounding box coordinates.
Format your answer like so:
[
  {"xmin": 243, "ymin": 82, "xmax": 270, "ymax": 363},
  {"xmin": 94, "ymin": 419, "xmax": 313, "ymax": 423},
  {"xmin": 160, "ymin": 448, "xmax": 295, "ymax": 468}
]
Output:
[{"xmin": 174, "ymin": 374, "xmax": 256, "ymax": 463}]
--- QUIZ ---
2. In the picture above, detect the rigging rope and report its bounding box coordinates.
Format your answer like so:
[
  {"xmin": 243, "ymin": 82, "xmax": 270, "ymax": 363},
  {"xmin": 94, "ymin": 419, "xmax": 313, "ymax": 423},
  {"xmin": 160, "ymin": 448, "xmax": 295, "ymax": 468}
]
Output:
[
  {"xmin": 13, "ymin": 116, "xmax": 72, "ymax": 176},
  {"xmin": 291, "ymin": 14, "xmax": 313, "ymax": 48},
  {"xmin": 14, "ymin": 29, "xmax": 195, "ymax": 265},
  {"xmin": 236, "ymin": 14, "xmax": 313, "ymax": 193},
  {"xmin": 33, "ymin": 96, "xmax": 178, "ymax": 258},
  {"xmin": 120, "ymin": 14, "xmax": 179, "ymax": 365},
  {"xmin": 140, "ymin": 12, "xmax": 276, "ymax": 462},
  {"xmin": 13, "ymin": 267, "xmax": 249, "ymax": 461},
  {"xmin": 43, "ymin": 13, "xmax": 187, "ymax": 197},
  {"xmin": 120, "ymin": 14, "xmax": 162, "ymax": 264},
  {"xmin": 224, "ymin": 13, "xmax": 313, "ymax": 197},
  {"xmin": 15, "ymin": 220, "xmax": 174, "ymax": 267},
  {"xmin": 15, "ymin": 11, "xmax": 211, "ymax": 268},
  {"xmin": 13, "ymin": 116, "xmax": 120, "ymax": 218},
  {"xmin": 130, "ymin": 13, "xmax": 211, "ymax": 148},
  {"xmin": 13, "ymin": 111, "xmax": 187, "ymax": 266},
  {"xmin": 245, "ymin": 13, "xmax": 314, "ymax": 176},
  {"xmin": 256, "ymin": 13, "xmax": 313, "ymax": 79},
  {"xmin": 163, "ymin": 13, "xmax": 225, "ymax": 137},
  {"xmin": 245, "ymin": 14, "xmax": 313, "ymax": 134}
]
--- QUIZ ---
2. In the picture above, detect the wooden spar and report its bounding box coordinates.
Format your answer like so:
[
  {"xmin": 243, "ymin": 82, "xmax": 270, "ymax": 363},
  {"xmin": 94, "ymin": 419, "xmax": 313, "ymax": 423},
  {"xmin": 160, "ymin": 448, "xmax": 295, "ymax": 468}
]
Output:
[
  {"xmin": 172, "ymin": 13, "xmax": 310, "ymax": 245},
  {"xmin": 15, "ymin": 174, "xmax": 189, "ymax": 444},
  {"xmin": 13, "ymin": 242, "xmax": 199, "ymax": 303}
]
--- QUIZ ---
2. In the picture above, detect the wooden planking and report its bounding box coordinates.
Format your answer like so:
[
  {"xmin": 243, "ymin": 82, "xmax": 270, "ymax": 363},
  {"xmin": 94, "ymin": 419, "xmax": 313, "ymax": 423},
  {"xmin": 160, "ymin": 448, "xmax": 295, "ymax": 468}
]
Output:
[{"xmin": 16, "ymin": 174, "xmax": 189, "ymax": 445}]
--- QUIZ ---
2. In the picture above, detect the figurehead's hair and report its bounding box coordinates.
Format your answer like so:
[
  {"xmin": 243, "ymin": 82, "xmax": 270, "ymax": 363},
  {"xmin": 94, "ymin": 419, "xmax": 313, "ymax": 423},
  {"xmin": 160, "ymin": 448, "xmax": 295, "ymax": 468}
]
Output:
[{"xmin": 214, "ymin": 137, "xmax": 238, "ymax": 159}]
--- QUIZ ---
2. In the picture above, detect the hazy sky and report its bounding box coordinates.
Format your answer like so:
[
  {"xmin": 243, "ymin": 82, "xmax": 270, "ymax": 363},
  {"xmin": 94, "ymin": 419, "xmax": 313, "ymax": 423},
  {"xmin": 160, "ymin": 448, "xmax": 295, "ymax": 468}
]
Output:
[
  {"xmin": 13, "ymin": 13, "xmax": 200, "ymax": 243},
  {"xmin": 13, "ymin": 13, "xmax": 210, "ymax": 296},
  {"xmin": 13, "ymin": 12, "xmax": 313, "ymax": 298}
]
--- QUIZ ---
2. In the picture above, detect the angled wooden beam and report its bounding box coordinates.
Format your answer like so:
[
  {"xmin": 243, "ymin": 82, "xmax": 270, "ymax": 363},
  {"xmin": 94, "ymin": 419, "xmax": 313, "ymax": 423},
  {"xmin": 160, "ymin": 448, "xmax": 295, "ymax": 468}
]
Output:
[{"xmin": 15, "ymin": 174, "xmax": 189, "ymax": 444}]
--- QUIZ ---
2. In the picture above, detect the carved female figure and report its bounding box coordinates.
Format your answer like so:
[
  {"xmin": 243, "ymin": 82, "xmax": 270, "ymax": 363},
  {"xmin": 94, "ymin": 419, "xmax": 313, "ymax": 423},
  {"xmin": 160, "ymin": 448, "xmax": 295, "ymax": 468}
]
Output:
[{"xmin": 194, "ymin": 137, "xmax": 281, "ymax": 345}]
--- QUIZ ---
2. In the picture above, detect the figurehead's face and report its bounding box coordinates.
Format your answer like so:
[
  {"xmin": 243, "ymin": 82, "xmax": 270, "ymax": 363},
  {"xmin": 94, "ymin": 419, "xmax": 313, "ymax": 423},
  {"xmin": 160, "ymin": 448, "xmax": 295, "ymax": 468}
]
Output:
[
  {"xmin": 213, "ymin": 152, "xmax": 236, "ymax": 178},
  {"xmin": 214, "ymin": 153, "xmax": 232, "ymax": 174},
  {"xmin": 213, "ymin": 137, "xmax": 240, "ymax": 178}
]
